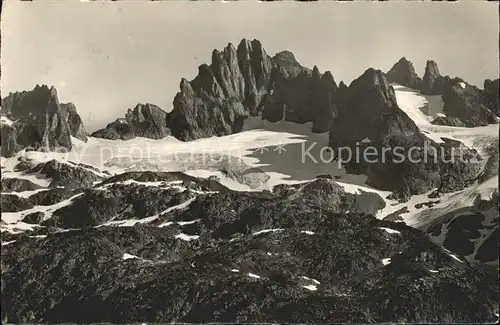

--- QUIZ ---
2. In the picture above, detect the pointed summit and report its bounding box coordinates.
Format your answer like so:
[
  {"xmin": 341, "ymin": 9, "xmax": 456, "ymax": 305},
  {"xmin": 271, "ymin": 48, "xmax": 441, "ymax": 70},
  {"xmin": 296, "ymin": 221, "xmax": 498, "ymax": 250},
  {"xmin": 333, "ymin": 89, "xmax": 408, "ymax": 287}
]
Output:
[
  {"xmin": 420, "ymin": 60, "xmax": 445, "ymax": 95},
  {"xmin": 386, "ymin": 57, "xmax": 421, "ymax": 89}
]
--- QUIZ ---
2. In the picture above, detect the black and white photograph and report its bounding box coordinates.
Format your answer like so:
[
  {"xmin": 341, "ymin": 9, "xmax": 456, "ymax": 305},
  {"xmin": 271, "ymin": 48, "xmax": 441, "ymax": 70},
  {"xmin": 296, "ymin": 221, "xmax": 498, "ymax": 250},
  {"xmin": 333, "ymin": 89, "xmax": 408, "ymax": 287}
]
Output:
[{"xmin": 0, "ymin": 1, "xmax": 499, "ymax": 323}]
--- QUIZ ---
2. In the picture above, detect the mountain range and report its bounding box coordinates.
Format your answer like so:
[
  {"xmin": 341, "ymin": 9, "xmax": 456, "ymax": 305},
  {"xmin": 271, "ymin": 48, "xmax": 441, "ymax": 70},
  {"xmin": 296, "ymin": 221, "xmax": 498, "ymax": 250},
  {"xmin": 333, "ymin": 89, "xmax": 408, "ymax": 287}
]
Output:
[{"xmin": 0, "ymin": 38, "xmax": 498, "ymax": 323}]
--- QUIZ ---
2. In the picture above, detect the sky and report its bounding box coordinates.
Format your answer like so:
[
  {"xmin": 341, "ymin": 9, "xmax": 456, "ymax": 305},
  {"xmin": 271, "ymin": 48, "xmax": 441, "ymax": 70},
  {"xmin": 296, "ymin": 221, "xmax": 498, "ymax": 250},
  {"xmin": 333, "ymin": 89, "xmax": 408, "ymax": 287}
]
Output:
[{"xmin": 1, "ymin": 1, "xmax": 498, "ymax": 132}]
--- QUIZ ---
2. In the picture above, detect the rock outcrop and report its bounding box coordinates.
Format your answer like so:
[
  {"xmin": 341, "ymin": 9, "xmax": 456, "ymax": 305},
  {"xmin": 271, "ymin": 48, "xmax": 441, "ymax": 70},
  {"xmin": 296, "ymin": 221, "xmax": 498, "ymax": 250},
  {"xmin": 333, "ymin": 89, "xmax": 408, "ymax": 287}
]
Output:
[
  {"xmin": 92, "ymin": 103, "xmax": 170, "ymax": 140},
  {"xmin": 385, "ymin": 57, "xmax": 421, "ymax": 89},
  {"xmin": 329, "ymin": 68, "xmax": 420, "ymax": 148},
  {"xmin": 329, "ymin": 68, "xmax": 483, "ymax": 200},
  {"xmin": 0, "ymin": 85, "xmax": 87, "ymax": 157}
]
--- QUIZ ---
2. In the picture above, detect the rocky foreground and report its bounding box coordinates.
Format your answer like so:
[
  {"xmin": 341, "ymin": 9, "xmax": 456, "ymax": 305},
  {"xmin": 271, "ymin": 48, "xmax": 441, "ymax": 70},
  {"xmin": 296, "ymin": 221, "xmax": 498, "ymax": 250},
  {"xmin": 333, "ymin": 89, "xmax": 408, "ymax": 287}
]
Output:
[{"xmin": 1, "ymin": 165, "xmax": 499, "ymax": 323}]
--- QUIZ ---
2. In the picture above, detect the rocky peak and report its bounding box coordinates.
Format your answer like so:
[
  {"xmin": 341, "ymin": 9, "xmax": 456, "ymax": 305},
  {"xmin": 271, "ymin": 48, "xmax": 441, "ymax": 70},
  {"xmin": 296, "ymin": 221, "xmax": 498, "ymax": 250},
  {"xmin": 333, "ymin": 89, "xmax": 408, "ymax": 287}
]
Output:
[
  {"xmin": 92, "ymin": 103, "xmax": 169, "ymax": 140},
  {"xmin": 329, "ymin": 68, "xmax": 419, "ymax": 148},
  {"xmin": 420, "ymin": 60, "xmax": 445, "ymax": 95},
  {"xmin": 272, "ymin": 50, "xmax": 309, "ymax": 79},
  {"xmin": 1, "ymin": 85, "xmax": 87, "ymax": 157},
  {"xmin": 312, "ymin": 65, "xmax": 321, "ymax": 82},
  {"xmin": 385, "ymin": 57, "xmax": 421, "ymax": 89},
  {"xmin": 126, "ymin": 103, "xmax": 170, "ymax": 139},
  {"xmin": 425, "ymin": 60, "xmax": 441, "ymax": 76}
]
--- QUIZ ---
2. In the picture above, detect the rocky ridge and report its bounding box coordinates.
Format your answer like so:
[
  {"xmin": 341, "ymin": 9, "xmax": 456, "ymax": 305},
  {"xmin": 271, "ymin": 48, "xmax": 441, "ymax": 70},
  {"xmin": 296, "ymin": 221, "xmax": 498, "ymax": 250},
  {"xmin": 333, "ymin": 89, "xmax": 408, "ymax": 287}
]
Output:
[
  {"xmin": 385, "ymin": 57, "xmax": 421, "ymax": 89},
  {"xmin": 166, "ymin": 39, "xmax": 340, "ymax": 140}
]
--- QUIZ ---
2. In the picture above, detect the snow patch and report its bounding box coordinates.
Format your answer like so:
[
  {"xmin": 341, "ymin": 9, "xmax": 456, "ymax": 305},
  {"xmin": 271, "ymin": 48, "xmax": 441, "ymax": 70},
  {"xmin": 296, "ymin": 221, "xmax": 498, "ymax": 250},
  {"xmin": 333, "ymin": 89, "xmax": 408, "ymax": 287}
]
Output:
[
  {"xmin": 252, "ymin": 228, "xmax": 284, "ymax": 236},
  {"xmin": 2, "ymin": 188, "xmax": 51, "ymax": 198},
  {"xmin": 177, "ymin": 218, "xmax": 201, "ymax": 226},
  {"xmin": 447, "ymin": 253, "xmax": 463, "ymax": 263},
  {"xmin": 230, "ymin": 269, "xmax": 240, "ymax": 273},
  {"xmin": 379, "ymin": 227, "xmax": 401, "ymax": 235},
  {"xmin": 302, "ymin": 285, "xmax": 318, "ymax": 291},
  {"xmin": 247, "ymin": 273, "xmax": 261, "ymax": 279},
  {"xmin": 301, "ymin": 230, "xmax": 315, "ymax": 235},
  {"xmin": 381, "ymin": 258, "xmax": 392, "ymax": 266},
  {"xmin": 174, "ymin": 233, "xmax": 199, "ymax": 241},
  {"xmin": 1, "ymin": 240, "xmax": 16, "ymax": 246},
  {"xmin": 0, "ymin": 115, "xmax": 14, "ymax": 126},
  {"xmin": 123, "ymin": 253, "xmax": 140, "ymax": 260},
  {"xmin": 459, "ymin": 82, "xmax": 466, "ymax": 89},
  {"xmin": 429, "ymin": 269, "xmax": 439, "ymax": 273}
]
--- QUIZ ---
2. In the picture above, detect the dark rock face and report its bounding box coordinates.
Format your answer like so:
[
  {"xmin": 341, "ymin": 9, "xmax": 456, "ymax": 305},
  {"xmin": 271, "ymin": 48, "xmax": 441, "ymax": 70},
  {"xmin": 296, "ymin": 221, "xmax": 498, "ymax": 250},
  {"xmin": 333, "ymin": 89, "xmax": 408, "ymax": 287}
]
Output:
[
  {"xmin": 483, "ymin": 78, "xmax": 499, "ymax": 116},
  {"xmin": 167, "ymin": 39, "xmax": 272, "ymax": 141},
  {"xmin": 1, "ymin": 171, "xmax": 498, "ymax": 323},
  {"xmin": 60, "ymin": 103, "xmax": 88, "ymax": 142},
  {"xmin": 438, "ymin": 79, "xmax": 499, "ymax": 127},
  {"xmin": 329, "ymin": 69, "xmax": 483, "ymax": 200},
  {"xmin": 420, "ymin": 60, "xmax": 446, "ymax": 95},
  {"xmin": 92, "ymin": 103, "xmax": 170, "ymax": 140},
  {"xmin": 385, "ymin": 57, "xmax": 421, "ymax": 89},
  {"xmin": 0, "ymin": 85, "xmax": 87, "ymax": 157}
]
